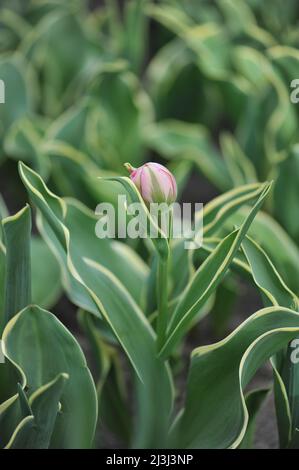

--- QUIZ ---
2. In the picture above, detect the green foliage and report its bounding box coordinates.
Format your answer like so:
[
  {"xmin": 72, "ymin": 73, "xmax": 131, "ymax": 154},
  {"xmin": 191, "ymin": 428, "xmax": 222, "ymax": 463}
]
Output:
[
  {"xmin": 0, "ymin": 0, "xmax": 299, "ymax": 450},
  {"xmin": 0, "ymin": 206, "xmax": 97, "ymax": 449}
]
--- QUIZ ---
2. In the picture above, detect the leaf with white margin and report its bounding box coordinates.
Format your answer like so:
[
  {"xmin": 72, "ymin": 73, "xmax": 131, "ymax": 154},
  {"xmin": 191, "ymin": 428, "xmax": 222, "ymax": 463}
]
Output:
[
  {"xmin": 201, "ymin": 182, "xmax": 266, "ymax": 237},
  {"xmin": 241, "ymin": 235, "xmax": 299, "ymax": 448},
  {"xmin": 19, "ymin": 162, "xmax": 173, "ymax": 447},
  {"xmin": 238, "ymin": 388, "xmax": 270, "ymax": 449},
  {"xmin": 159, "ymin": 182, "xmax": 272, "ymax": 358},
  {"xmin": 19, "ymin": 162, "xmax": 148, "ymax": 305},
  {"xmin": 4, "ymin": 374, "xmax": 68, "ymax": 449},
  {"xmin": 241, "ymin": 235, "xmax": 299, "ymax": 311},
  {"xmin": 2, "ymin": 305, "xmax": 97, "ymax": 449},
  {"xmin": 172, "ymin": 306, "xmax": 299, "ymax": 448},
  {"xmin": 221, "ymin": 208, "xmax": 299, "ymax": 294},
  {"xmin": 4, "ymin": 416, "xmax": 35, "ymax": 449}
]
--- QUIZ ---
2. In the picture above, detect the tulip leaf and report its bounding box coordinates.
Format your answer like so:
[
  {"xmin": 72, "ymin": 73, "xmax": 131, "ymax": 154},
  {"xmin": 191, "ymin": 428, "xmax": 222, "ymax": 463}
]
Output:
[
  {"xmin": 4, "ymin": 115, "xmax": 50, "ymax": 179},
  {"xmin": 273, "ymin": 151, "xmax": 299, "ymax": 244},
  {"xmin": 2, "ymin": 305, "xmax": 97, "ymax": 449},
  {"xmin": 146, "ymin": 38, "xmax": 203, "ymax": 123},
  {"xmin": 241, "ymin": 235, "xmax": 299, "ymax": 310},
  {"xmin": 2, "ymin": 205, "xmax": 31, "ymax": 326},
  {"xmin": 28, "ymin": 373, "xmax": 69, "ymax": 449},
  {"xmin": 160, "ymin": 182, "xmax": 272, "ymax": 357},
  {"xmin": 26, "ymin": 10, "xmax": 91, "ymax": 117},
  {"xmin": 0, "ymin": 390, "xmax": 25, "ymax": 447},
  {"xmin": 19, "ymin": 162, "xmax": 173, "ymax": 447},
  {"xmin": 88, "ymin": 70, "xmax": 153, "ymax": 169},
  {"xmin": 201, "ymin": 182, "xmax": 266, "ymax": 237},
  {"xmin": 5, "ymin": 374, "xmax": 68, "ymax": 449},
  {"xmin": 210, "ymin": 279, "xmax": 238, "ymax": 337},
  {"xmin": 222, "ymin": 208, "xmax": 299, "ymax": 294},
  {"xmin": 146, "ymin": 4, "xmax": 192, "ymax": 35},
  {"xmin": 1, "ymin": 207, "xmax": 61, "ymax": 314},
  {"xmin": 272, "ymin": 354, "xmax": 292, "ymax": 449},
  {"xmin": 170, "ymin": 239, "xmax": 194, "ymax": 299},
  {"xmin": 173, "ymin": 306, "xmax": 299, "ymax": 448},
  {"xmin": 0, "ymin": 55, "xmax": 34, "ymax": 149},
  {"xmin": 123, "ymin": 0, "xmax": 148, "ymax": 73},
  {"xmin": 5, "ymin": 416, "xmax": 35, "ymax": 449},
  {"xmin": 238, "ymin": 388, "xmax": 270, "ymax": 449},
  {"xmin": 18, "ymin": 162, "xmax": 148, "ymax": 305},
  {"xmin": 31, "ymin": 236, "xmax": 62, "ymax": 309},
  {"xmin": 0, "ymin": 245, "xmax": 5, "ymax": 334},
  {"xmin": 78, "ymin": 310, "xmax": 132, "ymax": 446},
  {"xmin": 240, "ymin": 235, "xmax": 299, "ymax": 448},
  {"xmin": 219, "ymin": 132, "xmax": 257, "ymax": 187}
]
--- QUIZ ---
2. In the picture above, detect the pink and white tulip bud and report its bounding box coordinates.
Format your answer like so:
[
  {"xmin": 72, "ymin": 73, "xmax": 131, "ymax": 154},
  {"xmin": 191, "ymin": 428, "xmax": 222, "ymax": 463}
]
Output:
[{"xmin": 125, "ymin": 162, "xmax": 177, "ymax": 205}]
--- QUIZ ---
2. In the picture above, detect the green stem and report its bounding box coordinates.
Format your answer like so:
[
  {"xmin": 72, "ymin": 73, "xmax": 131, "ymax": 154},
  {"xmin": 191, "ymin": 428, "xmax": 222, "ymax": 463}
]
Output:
[
  {"xmin": 156, "ymin": 257, "xmax": 169, "ymax": 352},
  {"xmin": 155, "ymin": 208, "xmax": 172, "ymax": 352}
]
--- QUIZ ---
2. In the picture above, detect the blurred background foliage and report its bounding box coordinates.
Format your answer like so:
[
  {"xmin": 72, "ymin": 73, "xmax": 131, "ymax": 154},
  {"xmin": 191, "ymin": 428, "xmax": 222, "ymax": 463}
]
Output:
[
  {"xmin": 1, "ymin": 0, "xmax": 299, "ymax": 447},
  {"xmin": 1, "ymin": 0, "xmax": 299, "ymax": 234}
]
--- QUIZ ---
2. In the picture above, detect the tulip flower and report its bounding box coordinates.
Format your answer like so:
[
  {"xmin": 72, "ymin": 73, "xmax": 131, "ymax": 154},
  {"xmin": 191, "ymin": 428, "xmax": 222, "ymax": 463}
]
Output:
[
  {"xmin": 124, "ymin": 161, "xmax": 177, "ymax": 352},
  {"xmin": 125, "ymin": 162, "xmax": 177, "ymax": 205}
]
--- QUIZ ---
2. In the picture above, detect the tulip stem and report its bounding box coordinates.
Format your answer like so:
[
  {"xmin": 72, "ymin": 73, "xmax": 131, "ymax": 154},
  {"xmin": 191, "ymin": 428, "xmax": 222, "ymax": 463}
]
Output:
[
  {"xmin": 156, "ymin": 256, "xmax": 169, "ymax": 352},
  {"xmin": 156, "ymin": 209, "xmax": 172, "ymax": 353}
]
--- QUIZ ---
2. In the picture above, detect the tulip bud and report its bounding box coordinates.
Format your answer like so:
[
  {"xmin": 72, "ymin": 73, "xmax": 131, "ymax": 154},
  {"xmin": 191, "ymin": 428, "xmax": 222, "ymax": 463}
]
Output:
[{"xmin": 124, "ymin": 162, "xmax": 177, "ymax": 205}]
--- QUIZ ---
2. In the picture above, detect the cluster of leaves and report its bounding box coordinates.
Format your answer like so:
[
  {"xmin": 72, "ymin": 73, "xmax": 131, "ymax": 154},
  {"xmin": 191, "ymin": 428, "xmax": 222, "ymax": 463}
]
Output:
[{"xmin": 0, "ymin": 0, "xmax": 299, "ymax": 449}]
